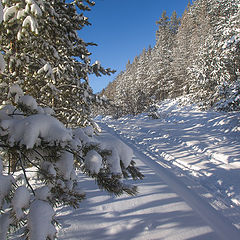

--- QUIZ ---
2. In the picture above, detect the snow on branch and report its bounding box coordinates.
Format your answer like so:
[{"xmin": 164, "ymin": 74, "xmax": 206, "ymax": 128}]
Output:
[{"xmin": 0, "ymin": 87, "xmax": 142, "ymax": 239}]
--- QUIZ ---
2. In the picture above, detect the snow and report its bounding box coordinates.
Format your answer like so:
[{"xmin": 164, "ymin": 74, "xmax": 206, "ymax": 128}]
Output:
[
  {"xmin": 37, "ymin": 62, "xmax": 54, "ymax": 80},
  {"xmin": 3, "ymin": 95, "xmax": 240, "ymax": 239},
  {"xmin": 0, "ymin": 53, "xmax": 5, "ymax": 73},
  {"xmin": 0, "ymin": 174, "xmax": 14, "ymax": 208},
  {"xmin": 98, "ymin": 96, "xmax": 240, "ymax": 229},
  {"xmin": 41, "ymin": 161, "xmax": 56, "ymax": 177},
  {"xmin": 83, "ymin": 126, "xmax": 94, "ymax": 137},
  {"xmin": 55, "ymin": 96, "xmax": 240, "ymax": 239},
  {"xmin": 22, "ymin": 16, "xmax": 38, "ymax": 34},
  {"xmin": 17, "ymin": 9, "xmax": 25, "ymax": 20},
  {"xmin": 28, "ymin": 199, "xmax": 56, "ymax": 240},
  {"xmin": 30, "ymin": 2, "xmax": 42, "ymax": 16},
  {"xmin": 223, "ymin": 33, "xmax": 240, "ymax": 49},
  {"xmin": 56, "ymin": 151, "xmax": 74, "ymax": 180},
  {"xmin": 35, "ymin": 186, "xmax": 51, "ymax": 201},
  {"xmin": 3, "ymin": 6, "xmax": 17, "ymax": 22},
  {"xmin": 57, "ymin": 132, "xmax": 240, "ymax": 240},
  {"xmin": 84, "ymin": 150, "xmax": 102, "ymax": 174},
  {"xmin": 11, "ymin": 186, "xmax": 30, "ymax": 220},
  {"xmin": 8, "ymin": 84, "xmax": 24, "ymax": 103},
  {"xmin": 97, "ymin": 133, "xmax": 133, "ymax": 174},
  {"xmin": 0, "ymin": 159, "xmax": 3, "ymax": 173},
  {"xmin": 72, "ymin": 128, "xmax": 94, "ymax": 146},
  {"xmin": 42, "ymin": 106, "xmax": 55, "ymax": 115},
  {"xmin": 18, "ymin": 95, "xmax": 38, "ymax": 111},
  {"xmin": 0, "ymin": 2, "xmax": 3, "ymax": 23},
  {"xmin": 57, "ymin": 96, "xmax": 240, "ymax": 239},
  {"xmin": 0, "ymin": 114, "xmax": 72, "ymax": 149},
  {"xmin": 0, "ymin": 104, "xmax": 21, "ymax": 121},
  {"xmin": 0, "ymin": 213, "xmax": 10, "ymax": 240}
]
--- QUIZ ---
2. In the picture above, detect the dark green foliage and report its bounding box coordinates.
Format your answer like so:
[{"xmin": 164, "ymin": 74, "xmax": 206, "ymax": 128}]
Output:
[
  {"xmin": 0, "ymin": 1, "xmax": 144, "ymax": 239},
  {"xmin": 0, "ymin": 0, "xmax": 114, "ymax": 127}
]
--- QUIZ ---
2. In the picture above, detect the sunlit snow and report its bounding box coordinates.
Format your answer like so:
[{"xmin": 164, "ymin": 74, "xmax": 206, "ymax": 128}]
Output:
[{"xmin": 57, "ymin": 97, "xmax": 240, "ymax": 240}]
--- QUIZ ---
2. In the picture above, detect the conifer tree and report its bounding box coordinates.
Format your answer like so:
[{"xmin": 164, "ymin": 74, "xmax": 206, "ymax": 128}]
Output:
[
  {"xmin": 131, "ymin": 48, "xmax": 150, "ymax": 113},
  {"xmin": 0, "ymin": 0, "xmax": 113, "ymax": 127},
  {"xmin": 170, "ymin": 11, "xmax": 180, "ymax": 34},
  {"xmin": 99, "ymin": 0, "xmax": 239, "ymax": 115},
  {"xmin": 149, "ymin": 11, "xmax": 177, "ymax": 101},
  {"xmin": 188, "ymin": 0, "xmax": 240, "ymax": 108},
  {"xmin": 114, "ymin": 56, "xmax": 140, "ymax": 115},
  {"xmin": 0, "ymin": 1, "xmax": 143, "ymax": 239},
  {"xmin": 171, "ymin": 2, "xmax": 194, "ymax": 97},
  {"xmin": 206, "ymin": 0, "xmax": 240, "ymax": 109},
  {"xmin": 156, "ymin": 10, "xmax": 169, "ymax": 41}
]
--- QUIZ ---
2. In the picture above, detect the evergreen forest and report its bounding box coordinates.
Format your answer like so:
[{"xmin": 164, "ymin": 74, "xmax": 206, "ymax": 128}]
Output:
[{"xmin": 99, "ymin": 0, "xmax": 240, "ymax": 117}]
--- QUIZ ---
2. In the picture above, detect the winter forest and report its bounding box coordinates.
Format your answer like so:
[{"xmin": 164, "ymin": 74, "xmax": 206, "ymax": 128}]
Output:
[
  {"xmin": 100, "ymin": 0, "xmax": 240, "ymax": 117},
  {"xmin": 0, "ymin": 0, "xmax": 240, "ymax": 240},
  {"xmin": 0, "ymin": 0, "xmax": 143, "ymax": 239}
]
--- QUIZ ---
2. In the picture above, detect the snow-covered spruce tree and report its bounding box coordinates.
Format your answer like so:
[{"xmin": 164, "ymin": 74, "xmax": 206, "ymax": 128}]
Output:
[
  {"xmin": 0, "ymin": 0, "xmax": 113, "ymax": 127},
  {"xmin": 171, "ymin": 2, "xmax": 194, "ymax": 97},
  {"xmin": 91, "ymin": 93, "xmax": 116, "ymax": 118},
  {"xmin": 0, "ymin": 2, "xmax": 143, "ymax": 239},
  {"xmin": 216, "ymin": 32, "xmax": 240, "ymax": 111},
  {"xmin": 96, "ymin": 80, "xmax": 123, "ymax": 118},
  {"xmin": 102, "ymin": 11, "xmax": 180, "ymax": 115},
  {"xmin": 134, "ymin": 47, "xmax": 152, "ymax": 113},
  {"xmin": 207, "ymin": 0, "xmax": 240, "ymax": 111},
  {"xmin": 187, "ymin": 0, "xmax": 240, "ymax": 109},
  {"xmin": 144, "ymin": 11, "xmax": 170, "ymax": 101},
  {"xmin": 146, "ymin": 11, "xmax": 178, "ymax": 101},
  {"xmin": 117, "ymin": 48, "xmax": 151, "ymax": 115},
  {"xmin": 114, "ymin": 56, "xmax": 139, "ymax": 115},
  {"xmin": 0, "ymin": 90, "xmax": 143, "ymax": 239}
]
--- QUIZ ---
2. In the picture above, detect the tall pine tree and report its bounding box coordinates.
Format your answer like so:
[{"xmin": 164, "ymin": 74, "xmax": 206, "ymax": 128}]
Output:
[
  {"xmin": 0, "ymin": 0, "xmax": 113, "ymax": 127},
  {"xmin": 0, "ymin": 1, "xmax": 143, "ymax": 239}
]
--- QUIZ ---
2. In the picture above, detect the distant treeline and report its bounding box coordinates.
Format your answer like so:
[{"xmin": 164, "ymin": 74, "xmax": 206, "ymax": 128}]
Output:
[{"xmin": 97, "ymin": 0, "xmax": 240, "ymax": 117}]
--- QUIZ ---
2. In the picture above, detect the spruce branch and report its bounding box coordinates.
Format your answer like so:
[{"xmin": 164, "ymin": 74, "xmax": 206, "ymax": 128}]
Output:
[{"xmin": 18, "ymin": 153, "xmax": 35, "ymax": 196}]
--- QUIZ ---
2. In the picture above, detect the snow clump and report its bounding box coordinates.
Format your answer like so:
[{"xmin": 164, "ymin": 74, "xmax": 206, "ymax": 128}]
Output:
[
  {"xmin": 18, "ymin": 95, "xmax": 38, "ymax": 111},
  {"xmin": 0, "ymin": 114, "xmax": 72, "ymax": 149},
  {"xmin": 3, "ymin": 5, "xmax": 17, "ymax": 22},
  {"xmin": 11, "ymin": 186, "xmax": 30, "ymax": 220},
  {"xmin": 8, "ymin": 84, "xmax": 24, "ymax": 103},
  {"xmin": 0, "ymin": 174, "xmax": 14, "ymax": 208},
  {"xmin": 55, "ymin": 151, "xmax": 74, "ymax": 180},
  {"xmin": 98, "ymin": 135, "xmax": 133, "ymax": 174},
  {"xmin": 28, "ymin": 200, "xmax": 56, "ymax": 240},
  {"xmin": 35, "ymin": 186, "xmax": 51, "ymax": 201},
  {"xmin": 84, "ymin": 150, "xmax": 102, "ymax": 174},
  {"xmin": 0, "ymin": 1, "xmax": 3, "ymax": 23}
]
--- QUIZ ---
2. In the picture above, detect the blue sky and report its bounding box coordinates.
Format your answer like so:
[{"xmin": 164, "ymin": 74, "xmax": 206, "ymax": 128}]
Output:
[{"xmin": 81, "ymin": 0, "xmax": 189, "ymax": 93}]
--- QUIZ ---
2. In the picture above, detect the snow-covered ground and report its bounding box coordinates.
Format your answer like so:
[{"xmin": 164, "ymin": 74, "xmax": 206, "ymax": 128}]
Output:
[
  {"xmin": 57, "ymin": 97, "xmax": 240, "ymax": 239},
  {"xmin": 57, "ymin": 143, "xmax": 239, "ymax": 240}
]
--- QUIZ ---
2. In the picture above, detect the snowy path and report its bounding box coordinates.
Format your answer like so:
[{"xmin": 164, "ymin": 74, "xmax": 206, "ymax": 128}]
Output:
[
  {"xmin": 98, "ymin": 102, "xmax": 240, "ymax": 230},
  {"xmin": 57, "ymin": 128, "xmax": 240, "ymax": 240}
]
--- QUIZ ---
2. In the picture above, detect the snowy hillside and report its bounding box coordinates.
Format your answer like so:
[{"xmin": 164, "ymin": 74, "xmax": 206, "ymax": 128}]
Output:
[
  {"xmin": 98, "ymin": 98, "xmax": 240, "ymax": 226},
  {"xmin": 57, "ymin": 97, "xmax": 240, "ymax": 239}
]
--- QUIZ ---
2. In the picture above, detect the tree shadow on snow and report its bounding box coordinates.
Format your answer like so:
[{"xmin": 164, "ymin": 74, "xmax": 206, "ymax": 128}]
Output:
[{"xmin": 56, "ymin": 162, "xmax": 219, "ymax": 240}]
